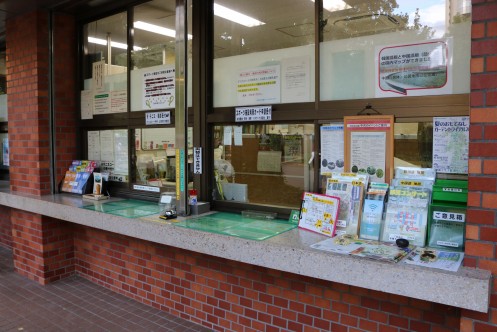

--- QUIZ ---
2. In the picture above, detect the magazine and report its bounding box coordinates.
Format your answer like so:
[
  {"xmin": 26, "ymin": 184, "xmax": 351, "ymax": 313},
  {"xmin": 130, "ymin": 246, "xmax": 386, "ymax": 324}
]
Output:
[
  {"xmin": 381, "ymin": 186, "xmax": 430, "ymax": 246},
  {"xmin": 403, "ymin": 248, "xmax": 464, "ymax": 272},
  {"xmin": 325, "ymin": 175, "xmax": 365, "ymax": 236},
  {"xmin": 359, "ymin": 192, "xmax": 386, "ymax": 240},
  {"xmin": 311, "ymin": 234, "xmax": 414, "ymax": 263}
]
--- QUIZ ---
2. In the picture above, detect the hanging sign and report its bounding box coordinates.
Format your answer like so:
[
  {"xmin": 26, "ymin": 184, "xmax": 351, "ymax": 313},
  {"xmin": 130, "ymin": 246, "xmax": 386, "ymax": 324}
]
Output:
[
  {"xmin": 235, "ymin": 106, "xmax": 272, "ymax": 122},
  {"xmin": 146, "ymin": 111, "xmax": 171, "ymax": 125},
  {"xmin": 133, "ymin": 185, "xmax": 160, "ymax": 193},
  {"xmin": 193, "ymin": 147, "xmax": 202, "ymax": 174}
]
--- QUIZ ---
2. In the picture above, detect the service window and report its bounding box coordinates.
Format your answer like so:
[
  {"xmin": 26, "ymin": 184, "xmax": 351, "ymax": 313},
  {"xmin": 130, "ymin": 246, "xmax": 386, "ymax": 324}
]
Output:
[
  {"xmin": 213, "ymin": 124, "xmax": 314, "ymax": 209},
  {"xmin": 132, "ymin": 127, "xmax": 193, "ymax": 190},
  {"xmin": 80, "ymin": 0, "xmax": 192, "ymax": 198}
]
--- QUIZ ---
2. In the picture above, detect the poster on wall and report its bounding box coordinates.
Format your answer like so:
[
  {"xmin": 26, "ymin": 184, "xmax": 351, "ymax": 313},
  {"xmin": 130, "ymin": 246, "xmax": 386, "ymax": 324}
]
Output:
[
  {"xmin": 237, "ymin": 65, "xmax": 281, "ymax": 106},
  {"xmin": 93, "ymin": 93, "xmax": 110, "ymax": 115},
  {"xmin": 281, "ymin": 56, "xmax": 310, "ymax": 103},
  {"xmin": 375, "ymin": 39, "xmax": 452, "ymax": 98},
  {"xmin": 142, "ymin": 67, "xmax": 175, "ymax": 110},
  {"xmin": 110, "ymin": 90, "xmax": 127, "ymax": 113},
  {"xmin": 92, "ymin": 60, "xmax": 105, "ymax": 93},
  {"xmin": 80, "ymin": 90, "xmax": 93, "ymax": 119},
  {"xmin": 320, "ymin": 124, "xmax": 344, "ymax": 174},
  {"xmin": 87, "ymin": 131, "xmax": 101, "ymax": 162},
  {"xmin": 344, "ymin": 115, "xmax": 394, "ymax": 183},
  {"xmin": 432, "ymin": 116, "xmax": 469, "ymax": 174}
]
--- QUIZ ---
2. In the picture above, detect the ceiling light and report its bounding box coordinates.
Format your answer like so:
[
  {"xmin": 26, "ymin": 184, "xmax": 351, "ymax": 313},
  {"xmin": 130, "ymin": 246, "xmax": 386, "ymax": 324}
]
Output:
[
  {"xmin": 311, "ymin": 0, "xmax": 351, "ymax": 12},
  {"xmin": 134, "ymin": 21, "xmax": 193, "ymax": 40},
  {"xmin": 88, "ymin": 37, "xmax": 142, "ymax": 51},
  {"xmin": 214, "ymin": 3, "xmax": 265, "ymax": 27}
]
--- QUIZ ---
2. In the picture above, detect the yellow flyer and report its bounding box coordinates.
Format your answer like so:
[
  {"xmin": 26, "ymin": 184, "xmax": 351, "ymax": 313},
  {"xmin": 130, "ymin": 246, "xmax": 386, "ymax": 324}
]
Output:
[{"xmin": 298, "ymin": 192, "xmax": 340, "ymax": 236}]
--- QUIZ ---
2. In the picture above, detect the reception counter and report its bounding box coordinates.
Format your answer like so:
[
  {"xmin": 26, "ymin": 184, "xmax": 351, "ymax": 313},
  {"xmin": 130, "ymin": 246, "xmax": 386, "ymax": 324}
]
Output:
[{"xmin": 0, "ymin": 188, "xmax": 490, "ymax": 314}]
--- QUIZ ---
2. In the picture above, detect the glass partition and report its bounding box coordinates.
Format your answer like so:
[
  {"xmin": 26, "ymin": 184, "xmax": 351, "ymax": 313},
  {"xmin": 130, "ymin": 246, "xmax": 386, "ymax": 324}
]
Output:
[
  {"xmin": 0, "ymin": 50, "xmax": 6, "ymax": 122},
  {"xmin": 394, "ymin": 122, "xmax": 432, "ymax": 168},
  {"xmin": 131, "ymin": 0, "xmax": 178, "ymax": 112},
  {"xmin": 132, "ymin": 127, "xmax": 193, "ymax": 190},
  {"xmin": 320, "ymin": 0, "xmax": 471, "ymax": 100},
  {"xmin": 213, "ymin": 124, "xmax": 314, "ymax": 209},
  {"xmin": 213, "ymin": 0, "xmax": 315, "ymax": 107},
  {"xmin": 82, "ymin": 12, "xmax": 128, "ymax": 115},
  {"xmin": 87, "ymin": 129, "xmax": 129, "ymax": 183},
  {"xmin": 0, "ymin": 49, "xmax": 8, "ymax": 181}
]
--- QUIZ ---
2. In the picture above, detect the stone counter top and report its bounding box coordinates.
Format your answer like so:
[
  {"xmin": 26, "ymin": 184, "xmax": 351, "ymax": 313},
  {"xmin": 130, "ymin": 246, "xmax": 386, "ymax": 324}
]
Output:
[{"xmin": 0, "ymin": 190, "xmax": 491, "ymax": 313}]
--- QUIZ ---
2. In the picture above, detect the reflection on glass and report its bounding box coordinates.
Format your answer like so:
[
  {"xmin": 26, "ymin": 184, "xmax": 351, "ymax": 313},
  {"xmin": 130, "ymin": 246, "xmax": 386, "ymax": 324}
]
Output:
[
  {"xmin": 394, "ymin": 122, "xmax": 432, "ymax": 168},
  {"xmin": 82, "ymin": 12, "xmax": 128, "ymax": 115},
  {"xmin": 132, "ymin": 128, "xmax": 193, "ymax": 189},
  {"xmin": 131, "ymin": 0, "xmax": 177, "ymax": 112},
  {"xmin": 213, "ymin": 124, "xmax": 314, "ymax": 209},
  {"xmin": 213, "ymin": 0, "xmax": 315, "ymax": 107},
  {"xmin": 320, "ymin": 0, "xmax": 471, "ymax": 100}
]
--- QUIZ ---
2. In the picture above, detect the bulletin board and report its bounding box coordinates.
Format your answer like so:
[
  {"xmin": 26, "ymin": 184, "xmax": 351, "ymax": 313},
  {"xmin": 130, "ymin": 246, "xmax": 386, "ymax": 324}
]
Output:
[{"xmin": 344, "ymin": 115, "xmax": 394, "ymax": 184}]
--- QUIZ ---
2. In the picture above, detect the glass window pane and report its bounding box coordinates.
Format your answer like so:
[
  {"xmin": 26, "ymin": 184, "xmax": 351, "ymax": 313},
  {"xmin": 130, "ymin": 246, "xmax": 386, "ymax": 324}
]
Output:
[
  {"xmin": 87, "ymin": 129, "xmax": 129, "ymax": 184},
  {"xmin": 0, "ymin": 50, "xmax": 6, "ymax": 122},
  {"xmin": 213, "ymin": 124, "xmax": 315, "ymax": 209},
  {"xmin": 213, "ymin": 0, "xmax": 315, "ymax": 107},
  {"xmin": 82, "ymin": 12, "xmax": 128, "ymax": 115},
  {"xmin": 131, "ymin": 0, "xmax": 177, "ymax": 112},
  {"xmin": 394, "ymin": 122, "xmax": 432, "ymax": 168},
  {"xmin": 132, "ymin": 127, "xmax": 193, "ymax": 190},
  {"xmin": 320, "ymin": 0, "xmax": 471, "ymax": 101}
]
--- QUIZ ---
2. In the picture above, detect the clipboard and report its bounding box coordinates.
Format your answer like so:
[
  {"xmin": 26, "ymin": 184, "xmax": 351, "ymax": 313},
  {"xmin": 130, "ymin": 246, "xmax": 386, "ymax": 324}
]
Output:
[{"xmin": 298, "ymin": 192, "xmax": 340, "ymax": 237}]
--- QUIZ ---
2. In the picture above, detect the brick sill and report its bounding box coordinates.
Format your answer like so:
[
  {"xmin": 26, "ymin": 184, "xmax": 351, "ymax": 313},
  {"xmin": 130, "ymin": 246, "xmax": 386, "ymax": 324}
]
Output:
[{"xmin": 0, "ymin": 190, "xmax": 490, "ymax": 313}]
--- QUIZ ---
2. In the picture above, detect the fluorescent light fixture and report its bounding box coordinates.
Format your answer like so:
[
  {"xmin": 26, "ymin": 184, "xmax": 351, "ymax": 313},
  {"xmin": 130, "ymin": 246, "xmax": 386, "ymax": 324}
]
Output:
[
  {"xmin": 88, "ymin": 36, "xmax": 143, "ymax": 51},
  {"xmin": 134, "ymin": 21, "xmax": 193, "ymax": 40},
  {"xmin": 311, "ymin": 0, "xmax": 351, "ymax": 12},
  {"xmin": 214, "ymin": 3, "xmax": 265, "ymax": 27}
]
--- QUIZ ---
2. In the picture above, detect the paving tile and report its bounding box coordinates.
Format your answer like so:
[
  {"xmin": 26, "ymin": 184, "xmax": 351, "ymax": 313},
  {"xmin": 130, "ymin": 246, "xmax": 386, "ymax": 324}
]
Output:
[{"xmin": 0, "ymin": 246, "xmax": 212, "ymax": 332}]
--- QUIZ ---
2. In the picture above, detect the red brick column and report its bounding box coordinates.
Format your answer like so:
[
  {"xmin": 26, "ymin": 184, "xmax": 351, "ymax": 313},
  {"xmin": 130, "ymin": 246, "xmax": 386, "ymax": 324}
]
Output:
[
  {"xmin": 462, "ymin": 1, "xmax": 497, "ymax": 331},
  {"xmin": 5, "ymin": 10, "xmax": 77, "ymax": 284},
  {"xmin": 0, "ymin": 205, "xmax": 12, "ymax": 248}
]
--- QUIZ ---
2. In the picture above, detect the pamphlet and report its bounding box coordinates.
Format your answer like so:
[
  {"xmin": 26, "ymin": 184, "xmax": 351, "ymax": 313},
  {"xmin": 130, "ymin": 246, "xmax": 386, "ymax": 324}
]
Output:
[
  {"xmin": 311, "ymin": 234, "xmax": 414, "ymax": 263},
  {"xmin": 403, "ymin": 248, "xmax": 464, "ymax": 272},
  {"xmin": 349, "ymin": 241, "xmax": 414, "ymax": 263},
  {"xmin": 325, "ymin": 174, "xmax": 365, "ymax": 236},
  {"xmin": 298, "ymin": 192, "xmax": 340, "ymax": 237},
  {"xmin": 359, "ymin": 192, "xmax": 385, "ymax": 240},
  {"xmin": 381, "ymin": 187, "xmax": 430, "ymax": 246}
]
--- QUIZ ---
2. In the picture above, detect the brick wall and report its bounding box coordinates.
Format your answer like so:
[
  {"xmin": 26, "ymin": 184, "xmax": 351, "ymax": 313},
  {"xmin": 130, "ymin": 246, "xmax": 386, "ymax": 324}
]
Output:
[
  {"xmin": 5, "ymin": 11, "xmax": 78, "ymax": 283},
  {"xmin": 462, "ymin": 1, "xmax": 497, "ymax": 331},
  {"xmin": 6, "ymin": 11, "xmax": 51, "ymax": 196},
  {"xmin": 11, "ymin": 210, "xmax": 74, "ymax": 284},
  {"xmin": 74, "ymin": 226, "xmax": 461, "ymax": 332},
  {"xmin": 0, "ymin": 205, "xmax": 11, "ymax": 249},
  {"xmin": 52, "ymin": 13, "xmax": 78, "ymax": 184},
  {"xmin": 6, "ymin": 11, "xmax": 77, "ymax": 195}
]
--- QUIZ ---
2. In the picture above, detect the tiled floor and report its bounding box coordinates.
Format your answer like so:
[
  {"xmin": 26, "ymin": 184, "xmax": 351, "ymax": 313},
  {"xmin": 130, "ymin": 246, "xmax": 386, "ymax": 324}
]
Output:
[{"xmin": 0, "ymin": 246, "xmax": 212, "ymax": 332}]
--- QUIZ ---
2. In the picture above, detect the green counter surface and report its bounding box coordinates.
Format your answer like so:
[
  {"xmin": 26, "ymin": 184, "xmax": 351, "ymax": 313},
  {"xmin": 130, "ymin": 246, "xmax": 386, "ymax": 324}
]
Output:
[{"xmin": 173, "ymin": 212, "xmax": 297, "ymax": 241}]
